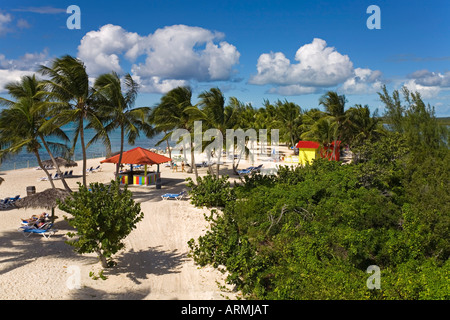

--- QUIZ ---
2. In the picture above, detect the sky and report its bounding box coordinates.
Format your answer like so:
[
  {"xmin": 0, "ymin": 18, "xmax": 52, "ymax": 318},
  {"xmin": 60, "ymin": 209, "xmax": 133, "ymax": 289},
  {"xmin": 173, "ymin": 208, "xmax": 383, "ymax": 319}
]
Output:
[{"xmin": 0, "ymin": 0, "xmax": 449, "ymax": 116}]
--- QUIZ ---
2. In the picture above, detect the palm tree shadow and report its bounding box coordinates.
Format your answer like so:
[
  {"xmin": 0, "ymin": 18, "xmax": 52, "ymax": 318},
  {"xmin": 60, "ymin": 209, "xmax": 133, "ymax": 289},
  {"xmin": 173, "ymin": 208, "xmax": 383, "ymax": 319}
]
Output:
[
  {"xmin": 107, "ymin": 245, "xmax": 187, "ymax": 285},
  {"xmin": 69, "ymin": 285, "xmax": 151, "ymax": 300}
]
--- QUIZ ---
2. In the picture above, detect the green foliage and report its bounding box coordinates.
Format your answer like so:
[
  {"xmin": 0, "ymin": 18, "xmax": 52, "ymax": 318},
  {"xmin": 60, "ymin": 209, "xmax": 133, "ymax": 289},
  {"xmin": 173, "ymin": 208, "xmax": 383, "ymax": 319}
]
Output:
[
  {"xmin": 59, "ymin": 179, "xmax": 144, "ymax": 268},
  {"xmin": 186, "ymin": 173, "xmax": 236, "ymax": 208},
  {"xmin": 188, "ymin": 140, "xmax": 449, "ymax": 299}
]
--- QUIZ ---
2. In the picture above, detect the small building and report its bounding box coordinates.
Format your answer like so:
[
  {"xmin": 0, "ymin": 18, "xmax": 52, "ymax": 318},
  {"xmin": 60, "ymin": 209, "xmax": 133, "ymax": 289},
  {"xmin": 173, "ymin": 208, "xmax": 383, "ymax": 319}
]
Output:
[
  {"xmin": 290, "ymin": 140, "xmax": 341, "ymax": 165},
  {"xmin": 320, "ymin": 141, "xmax": 341, "ymax": 161},
  {"xmin": 295, "ymin": 141, "xmax": 321, "ymax": 165}
]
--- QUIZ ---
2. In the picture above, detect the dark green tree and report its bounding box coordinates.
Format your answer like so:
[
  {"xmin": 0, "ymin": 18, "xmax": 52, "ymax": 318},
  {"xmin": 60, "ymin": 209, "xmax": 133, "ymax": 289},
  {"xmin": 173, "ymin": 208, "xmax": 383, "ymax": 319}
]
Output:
[{"xmin": 60, "ymin": 179, "xmax": 144, "ymax": 268}]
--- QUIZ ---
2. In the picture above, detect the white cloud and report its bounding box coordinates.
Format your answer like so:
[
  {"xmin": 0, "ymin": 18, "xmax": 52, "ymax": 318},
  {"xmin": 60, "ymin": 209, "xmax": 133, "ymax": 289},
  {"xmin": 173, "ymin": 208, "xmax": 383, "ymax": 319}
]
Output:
[
  {"xmin": 341, "ymin": 68, "xmax": 383, "ymax": 94},
  {"xmin": 399, "ymin": 69, "xmax": 450, "ymax": 99},
  {"xmin": 268, "ymin": 84, "xmax": 318, "ymax": 95},
  {"xmin": 0, "ymin": 12, "xmax": 12, "ymax": 35},
  {"xmin": 77, "ymin": 24, "xmax": 143, "ymax": 76},
  {"xmin": 0, "ymin": 50, "xmax": 50, "ymax": 93},
  {"xmin": 408, "ymin": 69, "xmax": 450, "ymax": 88},
  {"xmin": 250, "ymin": 38, "xmax": 354, "ymax": 88},
  {"xmin": 12, "ymin": 6, "xmax": 66, "ymax": 14},
  {"xmin": 16, "ymin": 18, "xmax": 31, "ymax": 29},
  {"xmin": 0, "ymin": 69, "xmax": 35, "ymax": 93},
  {"xmin": 77, "ymin": 24, "xmax": 240, "ymax": 93},
  {"xmin": 131, "ymin": 75, "xmax": 189, "ymax": 94},
  {"xmin": 403, "ymin": 79, "xmax": 442, "ymax": 99}
]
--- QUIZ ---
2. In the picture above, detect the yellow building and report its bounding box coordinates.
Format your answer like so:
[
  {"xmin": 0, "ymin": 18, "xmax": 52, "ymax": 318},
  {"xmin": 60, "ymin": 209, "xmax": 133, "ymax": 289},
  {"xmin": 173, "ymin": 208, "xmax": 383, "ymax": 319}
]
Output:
[{"xmin": 295, "ymin": 141, "xmax": 320, "ymax": 165}]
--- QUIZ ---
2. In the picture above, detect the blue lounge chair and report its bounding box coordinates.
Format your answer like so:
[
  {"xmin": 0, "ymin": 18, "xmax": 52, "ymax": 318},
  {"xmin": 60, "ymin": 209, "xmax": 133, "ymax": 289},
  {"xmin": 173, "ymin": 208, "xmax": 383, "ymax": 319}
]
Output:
[
  {"xmin": 238, "ymin": 164, "xmax": 263, "ymax": 175},
  {"xmin": 38, "ymin": 172, "xmax": 58, "ymax": 181},
  {"xmin": 161, "ymin": 190, "xmax": 187, "ymax": 201},
  {"xmin": 237, "ymin": 166, "xmax": 254, "ymax": 174},
  {"xmin": 10, "ymin": 195, "xmax": 20, "ymax": 203},
  {"xmin": 0, "ymin": 197, "xmax": 12, "ymax": 209},
  {"xmin": 18, "ymin": 222, "xmax": 55, "ymax": 239}
]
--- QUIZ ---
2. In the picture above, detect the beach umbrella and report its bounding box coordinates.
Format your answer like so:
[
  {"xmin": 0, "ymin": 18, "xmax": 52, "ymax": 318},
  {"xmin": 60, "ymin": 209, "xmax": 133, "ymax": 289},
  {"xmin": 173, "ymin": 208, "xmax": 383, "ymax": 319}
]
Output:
[
  {"xmin": 100, "ymin": 147, "xmax": 171, "ymax": 166},
  {"xmin": 41, "ymin": 157, "xmax": 78, "ymax": 168},
  {"xmin": 15, "ymin": 188, "xmax": 72, "ymax": 222}
]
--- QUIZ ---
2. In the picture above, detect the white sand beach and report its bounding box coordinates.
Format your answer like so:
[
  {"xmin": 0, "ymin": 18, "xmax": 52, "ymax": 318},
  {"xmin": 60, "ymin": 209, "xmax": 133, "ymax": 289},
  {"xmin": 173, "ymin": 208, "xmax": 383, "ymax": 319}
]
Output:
[{"xmin": 0, "ymin": 147, "xmax": 291, "ymax": 300}]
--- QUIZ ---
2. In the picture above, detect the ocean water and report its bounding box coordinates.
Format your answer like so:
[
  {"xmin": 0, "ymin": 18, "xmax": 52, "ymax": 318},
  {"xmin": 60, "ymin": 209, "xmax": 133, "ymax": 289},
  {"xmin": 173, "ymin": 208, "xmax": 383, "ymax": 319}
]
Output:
[{"xmin": 0, "ymin": 123, "xmax": 166, "ymax": 171}]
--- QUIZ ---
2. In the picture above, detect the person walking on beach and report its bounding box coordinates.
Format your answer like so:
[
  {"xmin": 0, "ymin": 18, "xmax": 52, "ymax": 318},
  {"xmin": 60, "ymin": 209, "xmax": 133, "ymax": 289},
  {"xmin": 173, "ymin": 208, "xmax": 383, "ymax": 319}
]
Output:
[{"xmin": 181, "ymin": 161, "xmax": 185, "ymax": 172}]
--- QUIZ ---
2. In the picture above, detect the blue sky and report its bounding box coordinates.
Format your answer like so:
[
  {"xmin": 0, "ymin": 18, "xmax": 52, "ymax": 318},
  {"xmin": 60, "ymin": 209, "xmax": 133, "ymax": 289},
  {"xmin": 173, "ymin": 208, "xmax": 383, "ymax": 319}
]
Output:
[{"xmin": 1, "ymin": 0, "xmax": 449, "ymax": 116}]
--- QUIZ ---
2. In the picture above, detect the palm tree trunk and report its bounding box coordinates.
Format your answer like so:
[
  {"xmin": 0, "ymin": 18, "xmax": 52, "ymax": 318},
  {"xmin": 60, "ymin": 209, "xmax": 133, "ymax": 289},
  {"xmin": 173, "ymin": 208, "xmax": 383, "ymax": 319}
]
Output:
[
  {"xmin": 216, "ymin": 151, "xmax": 220, "ymax": 178},
  {"xmin": 39, "ymin": 135, "xmax": 72, "ymax": 192},
  {"xmin": 79, "ymin": 117, "xmax": 87, "ymax": 187},
  {"xmin": 116, "ymin": 125, "xmax": 124, "ymax": 177},
  {"xmin": 34, "ymin": 150, "xmax": 55, "ymax": 189},
  {"xmin": 190, "ymin": 140, "xmax": 198, "ymax": 182},
  {"xmin": 165, "ymin": 137, "xmax": 173, "ymax": 169}
]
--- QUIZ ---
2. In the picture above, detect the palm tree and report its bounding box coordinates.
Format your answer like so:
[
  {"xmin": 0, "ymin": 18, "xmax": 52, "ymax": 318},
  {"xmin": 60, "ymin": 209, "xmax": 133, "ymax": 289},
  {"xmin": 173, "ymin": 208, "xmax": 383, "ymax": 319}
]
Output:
[
  {"xmin": 152, "ymin": 86, "xmax": 199, "ymax": 181},
  {"xmin": 274, "ymin": 100, "xmax": 302, "ymax": 147},
  {"xmin": 318, "ymin": 91, "xmax": 348, "ymax": 159},
  {"xmin": 198, "ymin": 88, "xmax": 240, "ymax": 177},
  {"xmin": 344, "ymin": 104, "xmax": 384, "ymax": 148},
  {"xmin": 39, "ymin": 55, "xmax": 106, "ymax": 187},
  {"xmin": 0, "ymin": 75, "xmax": 71, "ymax": 191},
  {"xmin": 93, "ymin": 72, "xmax": 154, "ymax": 177}
]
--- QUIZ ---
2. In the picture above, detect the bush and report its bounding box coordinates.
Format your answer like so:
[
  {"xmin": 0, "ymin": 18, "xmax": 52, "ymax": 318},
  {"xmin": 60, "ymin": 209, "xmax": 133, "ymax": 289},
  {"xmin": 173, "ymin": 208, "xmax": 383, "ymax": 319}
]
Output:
[
  {"xmin": 188, "ymin": 150, "xmax": 449, "ymax": 299},
  {"xmin": 59, "ymin": 179, "xmax": 144, "ymax": 268},
  {"xmin": 186, "ymin": 173, "xmax": 236, "ymax": 208}
]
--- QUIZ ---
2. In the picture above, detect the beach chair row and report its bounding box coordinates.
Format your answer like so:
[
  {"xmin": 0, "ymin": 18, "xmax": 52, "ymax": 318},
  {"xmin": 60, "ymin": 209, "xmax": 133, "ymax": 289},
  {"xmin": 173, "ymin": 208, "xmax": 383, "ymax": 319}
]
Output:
[
  {"xmin": 86, "ymin": 165, "xmax": 101, "ymax": 173},
  {"xmin": 38, "ymin": 170, "xmax": 73, "ymax": 181},
  {"xmin": 35, "ymin": 165, "xmax": 54, "ymax": 170},
  {"xmin": 237, "ymin": 164, "xmax": 263, "ymax": 175},
  {"xmin": 0, "ymin": 195, "xmax": 21, "ymax": 209}
]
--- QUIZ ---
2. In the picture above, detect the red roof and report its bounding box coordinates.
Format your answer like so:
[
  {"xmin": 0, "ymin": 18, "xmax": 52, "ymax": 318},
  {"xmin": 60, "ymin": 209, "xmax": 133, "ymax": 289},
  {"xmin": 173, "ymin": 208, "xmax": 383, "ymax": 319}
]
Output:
[
  {"xmin": 296, "ymin": 141, "xmax": 320, "ymax": 149},
  {"xmin": 100, "ymin": 147, "xmax": 172, "ymax": 165}
]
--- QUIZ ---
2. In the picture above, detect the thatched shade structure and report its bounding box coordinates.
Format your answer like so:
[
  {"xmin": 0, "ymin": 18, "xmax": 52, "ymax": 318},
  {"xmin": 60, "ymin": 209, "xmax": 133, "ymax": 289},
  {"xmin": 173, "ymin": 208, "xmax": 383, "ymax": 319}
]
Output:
[
  {"xmin": 41, "ymin": 157, "xmax": 78, "ymax": 168},
  {"xmin": 15, "ymin": 188, "xmax": 72, "ymax": 222}
]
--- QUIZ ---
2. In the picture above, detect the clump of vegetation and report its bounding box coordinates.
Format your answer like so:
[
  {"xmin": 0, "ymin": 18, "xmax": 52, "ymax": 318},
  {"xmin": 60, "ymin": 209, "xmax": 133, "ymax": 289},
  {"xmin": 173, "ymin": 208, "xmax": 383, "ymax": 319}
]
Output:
[
  {"xmin": 187, "ymin": 87, "xmax": 449, "ymax": 300},
  {"xmin": 59, "ymin": 179, "xmax": 144, "ymax": 268},
  {"xmin": 186, "ymin": 173, "xmax": 236, "ymax": 208}
]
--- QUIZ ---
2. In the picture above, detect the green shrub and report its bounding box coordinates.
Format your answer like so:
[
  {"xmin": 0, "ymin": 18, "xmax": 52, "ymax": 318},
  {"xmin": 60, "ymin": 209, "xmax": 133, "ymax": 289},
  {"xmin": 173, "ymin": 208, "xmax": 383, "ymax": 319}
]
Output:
[{"xmin": 59, "ymin": 179, "xmax": 144, "ymax": 268}]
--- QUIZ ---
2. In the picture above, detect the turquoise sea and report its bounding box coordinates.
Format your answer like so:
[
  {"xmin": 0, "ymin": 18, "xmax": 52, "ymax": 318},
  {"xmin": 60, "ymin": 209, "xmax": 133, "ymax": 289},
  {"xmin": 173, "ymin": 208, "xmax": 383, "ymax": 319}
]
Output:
[{"xmin": 0, "ymin": 123, "xmax": 166, "ymax": 171}]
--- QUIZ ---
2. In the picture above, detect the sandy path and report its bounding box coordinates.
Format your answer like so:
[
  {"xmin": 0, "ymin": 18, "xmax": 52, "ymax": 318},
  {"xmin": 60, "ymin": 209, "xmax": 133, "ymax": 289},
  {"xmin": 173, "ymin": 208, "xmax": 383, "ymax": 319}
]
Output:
[{"xmin": 0, "ymin": 157, "xmax": 238, "ymax": 300}]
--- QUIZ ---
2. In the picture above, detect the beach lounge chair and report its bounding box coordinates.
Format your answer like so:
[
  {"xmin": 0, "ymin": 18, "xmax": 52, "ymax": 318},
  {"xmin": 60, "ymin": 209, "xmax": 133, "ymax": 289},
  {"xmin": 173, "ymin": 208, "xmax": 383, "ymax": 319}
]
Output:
[
  {"xmin": 237, "ymin": 166, "xmax": 255, "ymax": 175},
  {"xmin": 18, "ymin": 222, "xmax": 55, "ymax": 239},
  {"xmin": 161, "ymin": 190, "xmax": 187, "ymax": 201},
  {"xmin": 38, "ymin": 172, "xmax": 57, "ymax": 181},
  {"xmin": 237, "ymin": 164, "xmax": 263, "ymax": 175},
  {"xmin": 253, "ymin": 164, "xmax": 263, "ymax": 172},
  {"xmin": 10, "ymin": 195, "xmax": 20, "ymax": 203},
  {"xmin": 92, "ymin": 165, "xmax": 101, "ymax": 172},
  {"xmin": 20, "ymin": 213, "xmax": 49, "ymax": 226},
  {"xmin": 0, "ymin": 197, "xmax": 12, "ymax": 209}
]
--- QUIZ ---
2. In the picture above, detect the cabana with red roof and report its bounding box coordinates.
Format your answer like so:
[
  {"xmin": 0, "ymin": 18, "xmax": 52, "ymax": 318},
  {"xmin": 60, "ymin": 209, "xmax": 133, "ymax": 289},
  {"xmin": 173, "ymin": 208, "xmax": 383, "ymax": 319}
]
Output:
[
  {"xmin": 294, "ymin": 140, "xmax": 341, "ymax": 165},
  {"xmin": 101, "ymin": 147, "xmax": 172, "ymax": 186},
  {"xmin": 295, "ymin": 141, "xmax": 321, "ymax": 165}
]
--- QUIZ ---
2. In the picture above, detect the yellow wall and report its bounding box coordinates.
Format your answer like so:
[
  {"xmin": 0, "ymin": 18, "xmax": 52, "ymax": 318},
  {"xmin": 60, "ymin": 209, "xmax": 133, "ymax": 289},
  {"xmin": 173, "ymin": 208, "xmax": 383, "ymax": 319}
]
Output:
[{"xmin": 298, "ymin": 148, "xmax": 318, "ymax": 165}]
